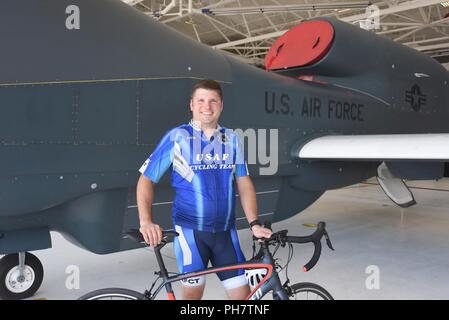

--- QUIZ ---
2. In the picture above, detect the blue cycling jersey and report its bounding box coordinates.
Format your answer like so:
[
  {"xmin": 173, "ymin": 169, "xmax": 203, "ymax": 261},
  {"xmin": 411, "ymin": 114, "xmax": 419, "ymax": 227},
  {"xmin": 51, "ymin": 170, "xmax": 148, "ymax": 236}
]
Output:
[{"xmin": 139, "ymin": 121, "xmax": 249, "ymax": 232}]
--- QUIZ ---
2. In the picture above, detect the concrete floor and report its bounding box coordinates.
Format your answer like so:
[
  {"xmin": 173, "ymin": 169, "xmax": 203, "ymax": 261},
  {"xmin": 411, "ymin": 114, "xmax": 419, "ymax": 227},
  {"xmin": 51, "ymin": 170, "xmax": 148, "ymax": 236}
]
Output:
[{"xmin": 19, "ymin": 178, "xmax": 449, "ymax": 300}]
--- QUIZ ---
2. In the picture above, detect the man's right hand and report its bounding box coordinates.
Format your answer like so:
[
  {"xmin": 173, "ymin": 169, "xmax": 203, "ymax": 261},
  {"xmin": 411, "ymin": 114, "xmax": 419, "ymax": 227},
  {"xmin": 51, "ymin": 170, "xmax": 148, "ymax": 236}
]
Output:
[{"xmin": 139, "ymin": 223, "xmax": 163, "ymax": 247}]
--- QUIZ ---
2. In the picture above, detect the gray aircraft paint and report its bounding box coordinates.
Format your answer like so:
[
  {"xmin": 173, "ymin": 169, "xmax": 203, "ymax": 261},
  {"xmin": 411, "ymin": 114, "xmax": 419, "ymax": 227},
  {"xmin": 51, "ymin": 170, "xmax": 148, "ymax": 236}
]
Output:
[{"xmin": 0, "ymin": 0, "xmax": 448, "ymax": 256}]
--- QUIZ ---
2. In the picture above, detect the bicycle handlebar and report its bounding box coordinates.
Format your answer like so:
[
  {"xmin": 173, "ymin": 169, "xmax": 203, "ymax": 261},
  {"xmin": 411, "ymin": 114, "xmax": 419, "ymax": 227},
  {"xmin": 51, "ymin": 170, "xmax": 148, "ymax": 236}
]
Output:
[
  {"xmin": 254, "ymin": 221, "xmax": 334, "ymax": 272},
  {"xmin": 287, "ymin": 221, "xmax": 325, "ymax": 272},
  {"xmin": 127, "ymin": 222, "xmax": 333, "ymax": 272}
]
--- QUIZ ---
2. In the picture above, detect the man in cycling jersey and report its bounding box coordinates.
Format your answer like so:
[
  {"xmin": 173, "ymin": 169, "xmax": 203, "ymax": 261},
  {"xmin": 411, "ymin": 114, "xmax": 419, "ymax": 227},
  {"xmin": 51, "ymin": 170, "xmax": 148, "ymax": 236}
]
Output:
[{"xmin": 137, "ymin": 79, "xmax": 272, "ymax": 300}]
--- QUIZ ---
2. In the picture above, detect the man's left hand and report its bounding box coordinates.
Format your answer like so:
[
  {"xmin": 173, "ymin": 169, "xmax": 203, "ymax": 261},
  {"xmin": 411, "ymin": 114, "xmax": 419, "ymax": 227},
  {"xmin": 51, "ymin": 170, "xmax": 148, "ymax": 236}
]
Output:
[{"xmin": 251, "ymin": 224, "xmax": 273, "ymax": 239}]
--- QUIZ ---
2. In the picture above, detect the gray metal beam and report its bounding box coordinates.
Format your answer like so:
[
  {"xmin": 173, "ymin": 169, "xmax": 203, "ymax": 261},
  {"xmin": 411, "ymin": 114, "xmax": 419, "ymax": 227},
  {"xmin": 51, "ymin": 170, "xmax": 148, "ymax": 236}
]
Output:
[{"xmin": 214, "ymin": 0, "xmax": 444, "ymax": 49}]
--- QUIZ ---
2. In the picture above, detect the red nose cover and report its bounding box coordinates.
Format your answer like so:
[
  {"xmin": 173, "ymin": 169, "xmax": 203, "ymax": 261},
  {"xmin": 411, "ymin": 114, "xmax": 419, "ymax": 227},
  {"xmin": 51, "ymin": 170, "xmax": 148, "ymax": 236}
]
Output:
[{"xmin": 265, "ymin": 20, "xmax": 334, "ymax": 71}]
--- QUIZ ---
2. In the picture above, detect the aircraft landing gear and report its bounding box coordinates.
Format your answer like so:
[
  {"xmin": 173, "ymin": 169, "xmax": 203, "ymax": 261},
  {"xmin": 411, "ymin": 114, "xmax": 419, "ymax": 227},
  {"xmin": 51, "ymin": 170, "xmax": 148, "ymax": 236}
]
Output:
[{"xmin": 0, "ymin": 252, "xmax": 43, "ymax": 300}]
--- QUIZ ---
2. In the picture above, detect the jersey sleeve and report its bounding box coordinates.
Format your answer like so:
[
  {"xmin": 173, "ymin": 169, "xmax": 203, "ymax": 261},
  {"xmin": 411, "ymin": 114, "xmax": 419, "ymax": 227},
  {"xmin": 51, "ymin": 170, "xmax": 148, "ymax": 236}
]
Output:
[
  {"xmin": 139, "ymin": 130, "xmax": 175, "ymax": 183},
  {"xmin": 234, "ymin": 134, "xmax": 249, "ymax": 177}
]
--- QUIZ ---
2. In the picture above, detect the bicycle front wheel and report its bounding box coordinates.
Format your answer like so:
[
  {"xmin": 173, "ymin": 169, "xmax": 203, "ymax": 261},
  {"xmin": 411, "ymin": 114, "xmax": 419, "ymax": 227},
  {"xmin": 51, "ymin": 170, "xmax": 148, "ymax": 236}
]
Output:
[
  {"xmin": 78, "ymin": 288, "xmax": 145, "ymax": 300},
  {"xmin": 288, "ymin": 282, "xmax": 333, "ymax": 300}
]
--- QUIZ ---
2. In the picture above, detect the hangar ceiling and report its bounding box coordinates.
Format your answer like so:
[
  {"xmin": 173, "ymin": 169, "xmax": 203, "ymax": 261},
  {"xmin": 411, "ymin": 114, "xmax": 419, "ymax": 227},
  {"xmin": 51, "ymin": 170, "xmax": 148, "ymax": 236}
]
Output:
[{"xmin": 121, "ymin": 0, "xmax": 449, "ymax": 68}]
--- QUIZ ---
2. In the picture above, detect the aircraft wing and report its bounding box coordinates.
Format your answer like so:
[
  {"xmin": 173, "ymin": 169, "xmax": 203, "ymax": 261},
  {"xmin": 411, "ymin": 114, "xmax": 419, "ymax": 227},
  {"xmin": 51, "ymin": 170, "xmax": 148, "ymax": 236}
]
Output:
[
  {"xmin": 295, "ymin": 133, "xmax": 449, "ymax": 208},
  {"xmin": 296, "ymin": 133, "xmax": 449, "ymax": 161}
]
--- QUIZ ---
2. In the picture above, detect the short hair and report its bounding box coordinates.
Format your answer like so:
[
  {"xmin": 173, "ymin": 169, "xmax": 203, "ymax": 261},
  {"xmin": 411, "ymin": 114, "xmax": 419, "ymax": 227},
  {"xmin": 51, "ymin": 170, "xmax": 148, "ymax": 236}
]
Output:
[{"xmin": 191, "ymin": 79, "xmax": 223, "ymax": 101}]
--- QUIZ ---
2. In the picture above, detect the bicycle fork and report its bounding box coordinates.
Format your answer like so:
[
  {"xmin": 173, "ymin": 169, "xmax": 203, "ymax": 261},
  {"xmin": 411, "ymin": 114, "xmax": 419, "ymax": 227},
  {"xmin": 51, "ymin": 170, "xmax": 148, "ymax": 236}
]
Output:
[{"xmin": 270, "ymin": 272, "xmax": 290, "ymax": 300}]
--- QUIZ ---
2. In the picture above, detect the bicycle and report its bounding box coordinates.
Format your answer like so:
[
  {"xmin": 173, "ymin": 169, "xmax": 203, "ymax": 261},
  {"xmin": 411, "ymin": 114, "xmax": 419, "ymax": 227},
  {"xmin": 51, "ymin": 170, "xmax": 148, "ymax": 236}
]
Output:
[{"xmin": 78, "ymin": 221, "xmax": 335, "ymax": 300}]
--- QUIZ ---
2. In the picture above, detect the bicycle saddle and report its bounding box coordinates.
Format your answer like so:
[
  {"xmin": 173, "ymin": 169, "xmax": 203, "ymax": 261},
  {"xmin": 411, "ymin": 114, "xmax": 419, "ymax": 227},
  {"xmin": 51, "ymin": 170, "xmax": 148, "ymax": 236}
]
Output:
[{"xmin": 125, "ymin": 229, "xmax": 179, "ymax": 244}]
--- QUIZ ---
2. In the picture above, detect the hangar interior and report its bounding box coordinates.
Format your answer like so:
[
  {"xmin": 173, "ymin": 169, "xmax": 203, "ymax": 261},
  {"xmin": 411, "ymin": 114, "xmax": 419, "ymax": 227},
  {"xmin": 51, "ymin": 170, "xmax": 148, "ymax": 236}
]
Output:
[
  {"xmin": 124, "ymin": 0, "xmax": 449, "ymax": 68},
  {"xmin": 93, "ymin": 0, "xmax": 449, "ymax": 300},
  {"xmin": 1, "ymin": 0, "xmax": 449, "ymax": 300}
]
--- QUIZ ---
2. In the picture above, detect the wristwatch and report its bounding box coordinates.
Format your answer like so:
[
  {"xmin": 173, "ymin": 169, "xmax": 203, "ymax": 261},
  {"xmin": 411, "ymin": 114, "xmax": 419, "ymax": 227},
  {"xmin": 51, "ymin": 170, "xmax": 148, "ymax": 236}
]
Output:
[{"xmin": 249, "ymin": 219, "xmax": 262, "ymax": 230}]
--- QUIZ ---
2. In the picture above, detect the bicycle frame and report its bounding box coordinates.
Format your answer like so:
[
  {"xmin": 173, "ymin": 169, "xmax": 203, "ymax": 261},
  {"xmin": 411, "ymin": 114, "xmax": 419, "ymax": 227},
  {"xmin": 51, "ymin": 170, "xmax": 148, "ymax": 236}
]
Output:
[
  {"xmin": 147, "ymin": 243, "xmax": 290, "ymax": 300},
  {"xmin": 80, "ymin": 226, "xmax": 333, "ymax": 301}
]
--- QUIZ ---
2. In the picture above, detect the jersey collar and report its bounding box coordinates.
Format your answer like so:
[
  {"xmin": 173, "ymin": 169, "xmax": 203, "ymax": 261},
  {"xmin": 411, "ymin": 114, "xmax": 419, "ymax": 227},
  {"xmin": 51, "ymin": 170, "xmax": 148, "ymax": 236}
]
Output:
[{"xmin": 189, "ymin": 120, "xmax": 223, "ymax": 141}]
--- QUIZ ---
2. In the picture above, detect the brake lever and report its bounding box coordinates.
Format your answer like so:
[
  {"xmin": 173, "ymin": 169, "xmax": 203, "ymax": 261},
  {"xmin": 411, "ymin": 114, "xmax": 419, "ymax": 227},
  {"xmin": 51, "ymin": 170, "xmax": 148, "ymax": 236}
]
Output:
[{"xmin": 324, "ymin": 231, "xmax": 335, "ymax": 251}]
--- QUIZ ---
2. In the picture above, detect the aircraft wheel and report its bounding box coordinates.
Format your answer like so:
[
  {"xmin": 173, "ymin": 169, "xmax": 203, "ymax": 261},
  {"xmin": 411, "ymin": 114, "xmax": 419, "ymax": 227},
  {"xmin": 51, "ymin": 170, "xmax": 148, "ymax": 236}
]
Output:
[{"xmin": 0, "ymin": 252, "xmax": 44, "ymax": 300}]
